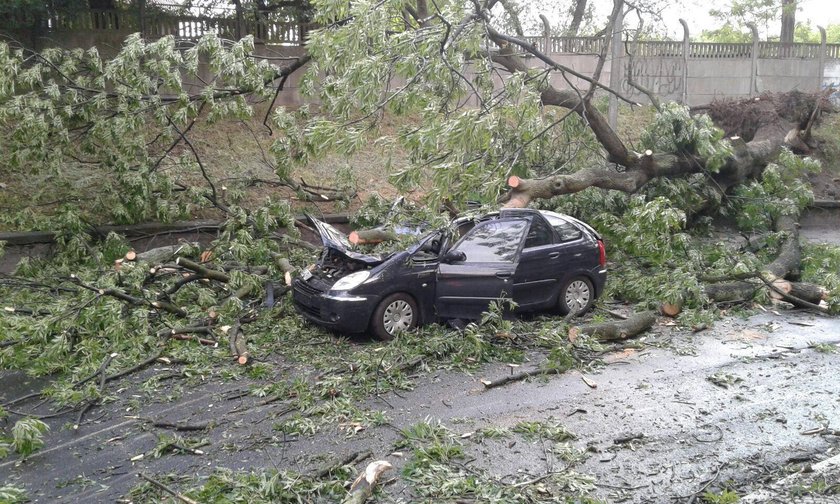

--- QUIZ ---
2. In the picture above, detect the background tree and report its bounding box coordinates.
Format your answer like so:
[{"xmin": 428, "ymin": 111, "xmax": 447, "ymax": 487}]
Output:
[
  {"xmin": 708, "ymin": 0, "xmax": 800, "ymax": 41},
  {"xmin": 780, "ymin": 0, "xmax": 796, "ymax": 43}
]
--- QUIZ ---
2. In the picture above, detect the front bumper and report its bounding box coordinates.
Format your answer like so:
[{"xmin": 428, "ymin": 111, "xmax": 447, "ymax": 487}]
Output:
[{"xmin": 292, "ymin": 278, "xmax": 379, "ymax": 334}]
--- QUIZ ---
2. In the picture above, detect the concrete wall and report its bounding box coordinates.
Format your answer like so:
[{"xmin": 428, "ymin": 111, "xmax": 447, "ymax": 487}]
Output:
[{"xmin": 4, "ymin": 23, "xmax": 839, "ymax": 109}]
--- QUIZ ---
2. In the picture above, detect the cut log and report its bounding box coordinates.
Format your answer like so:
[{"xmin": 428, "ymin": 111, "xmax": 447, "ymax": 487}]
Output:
[
  {"xmin": 769, "ymin": 279, "xmax": 827, "ymax": 305},
  {"xmin": 136, "ymin": 243, "xmax": 200, "ymax": 264},
  {"xmin": 572, "ymin": 311, "xmax": 657, "ymax": 341},
  {"xmin": 706, "ymin": 214, "xmax": 802, "ymax": 304},
  {"xmin": 124, "ymin": 250, "xmax": 137, "ymax": 261},
  {"xmin": 270, "ymin": 253, "xmax": 296, "ymax": 286},
  {"xmin": 660, "ymin": 302, "xmax": 682, "ymax": 317},
  {"xmin": 348, "ymin": 229, "xmax": 398, "ymax": 245},
  {"xmin": 175, "ymin": 257, "xmax": 230, "ymax": 283},
  {"xmin": 342, "ymin": 460, "xmax": 394, "ymax": 504},
  {"xmin": 227, "ymin": 322, "xmax": 249, "ymax": 365}
]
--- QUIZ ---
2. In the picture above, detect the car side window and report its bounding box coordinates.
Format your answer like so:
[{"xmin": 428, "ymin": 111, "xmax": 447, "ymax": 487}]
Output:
[
  {"xmin": 544, "ymin": 215, "xmax": 582, "ymax": 242},
  {"xmin": 524, "ymin": 217, "xmax": 554, "ymax": 248},
  {"xmin": 453, "ymin": 219, "xmax": 527, "ymax": 263}
]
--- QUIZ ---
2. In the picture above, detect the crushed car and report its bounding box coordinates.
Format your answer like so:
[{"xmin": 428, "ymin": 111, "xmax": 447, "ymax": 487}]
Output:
[{"xmin": 292, "ymin": 208, "xmax": 607, "ymax": 340}]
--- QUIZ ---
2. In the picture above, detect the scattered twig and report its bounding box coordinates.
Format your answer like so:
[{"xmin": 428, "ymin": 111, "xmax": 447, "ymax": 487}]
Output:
[
  {"xmin": 481, "ymin": 367, "xmax": 565, "ymax": 389},
  {"xmin": 313, "ymin": 451, "xmax": 372, "ymax": 479},
  {"xmin": 614, "ymin": 433, "xmax": 645, "ymax": 445},
  {"xmin": 138, "ymin": 473, "xmax": 199, "ymax": 504}
]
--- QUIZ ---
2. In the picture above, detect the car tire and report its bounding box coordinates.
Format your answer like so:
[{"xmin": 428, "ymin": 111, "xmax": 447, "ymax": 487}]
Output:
[
  {"xmin": 558, "ymin": 276, "xmax": 594, "ymax": 316},
  {"xmin": 371, "ymin": 293, "xmax": 419, "ymax": 341}
]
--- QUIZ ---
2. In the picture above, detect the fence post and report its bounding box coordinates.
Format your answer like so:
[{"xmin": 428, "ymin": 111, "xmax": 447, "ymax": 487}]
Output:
[
  {"xmin": 608, "ymin": 5, "xmax": 624, "ymax": 130},
  {"xmin": 234, "ymin": 0, "xmax": 244, "ymax": 40},
  {"xmin": 679, "ymin": 18, "xmax": 689, "ymax": 105},
  {"xmin": 540, "ymin": 14, "xmax": 551, "ymax": 59},
  {"xmin": 818, "ymin": 26, "xmax": 827, "ymax": 92},
  {"xmin": 138, "ymin": 0, "xmax": 146, "ymax": 37},
  {"xmin": 747, "ymin": 23, "xmax": 759, "ymax": 97}
]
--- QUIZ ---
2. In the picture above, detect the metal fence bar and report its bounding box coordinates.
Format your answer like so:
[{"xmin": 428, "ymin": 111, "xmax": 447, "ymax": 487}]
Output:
[{"xmin": 4, "ymin": 10, "xmax": 840, "ymax": 56}]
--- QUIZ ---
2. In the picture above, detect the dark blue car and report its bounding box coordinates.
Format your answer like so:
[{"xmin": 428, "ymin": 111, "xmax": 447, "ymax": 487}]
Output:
[{"xmin": 293, "ymin": 208, "xmax": 607, "ymax": 340}]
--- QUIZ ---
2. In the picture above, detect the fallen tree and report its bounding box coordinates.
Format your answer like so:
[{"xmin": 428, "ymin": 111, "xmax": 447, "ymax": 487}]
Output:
[{"xmin": 1, "ymin": 0, "xmax": 838, "ymax": 454}]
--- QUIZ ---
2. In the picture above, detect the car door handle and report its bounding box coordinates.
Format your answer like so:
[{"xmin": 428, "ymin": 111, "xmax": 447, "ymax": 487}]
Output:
[
  {"xmin": 495, "ymin": 272, "xmax": 512, "ymax": 279},
  {"xmin": 548, "ymin": 252, "xmax": 560, "ymax": 259},
  {"xmin": 573, "ymin": 253, "xmax": 582, "ymax": 257}
]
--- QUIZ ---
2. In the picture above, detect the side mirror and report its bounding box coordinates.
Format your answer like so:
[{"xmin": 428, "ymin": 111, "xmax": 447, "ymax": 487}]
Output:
[{"xmin": 441, "ymin": 250, "xmax": 466, "ymax": 264}]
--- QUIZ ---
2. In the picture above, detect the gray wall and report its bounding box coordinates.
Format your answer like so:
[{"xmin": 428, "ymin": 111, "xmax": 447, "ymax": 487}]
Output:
[{"xmin": 4, "ymin": 18, "xmax": 839, "ymax": 109}]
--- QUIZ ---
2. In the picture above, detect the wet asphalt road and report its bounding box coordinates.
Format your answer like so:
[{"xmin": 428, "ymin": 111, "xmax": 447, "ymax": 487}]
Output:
[
  {"xmin": 1, "ymin": 310, "xmax": 838, "ymax": 503},
  {"xmin": 2, "ymin": 214, "xmax": 840, "ymax": 502}
]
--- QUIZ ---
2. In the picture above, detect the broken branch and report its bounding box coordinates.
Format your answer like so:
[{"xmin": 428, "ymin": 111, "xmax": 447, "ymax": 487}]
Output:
[
  {"xmin": 342, "ymin": 460, "xmax": 394, "ymax": 504},
  {"xmin": 571, "ymin": 311, "xmax": 657, "ymax": 341}
]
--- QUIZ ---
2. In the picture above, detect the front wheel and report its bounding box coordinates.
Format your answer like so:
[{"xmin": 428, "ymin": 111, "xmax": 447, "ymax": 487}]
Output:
[
  {"xmin": 558, "ymin": 276, "xmax": 594, "ymax": 316},
  {"xmin": 371, "ymin": 293, "xmax": 418, "ymax": 341}
]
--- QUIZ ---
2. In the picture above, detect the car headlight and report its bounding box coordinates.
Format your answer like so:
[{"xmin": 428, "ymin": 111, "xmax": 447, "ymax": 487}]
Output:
[{"xmin": 330, "ymin": 271, "xmax": 371, "ymax": 291}]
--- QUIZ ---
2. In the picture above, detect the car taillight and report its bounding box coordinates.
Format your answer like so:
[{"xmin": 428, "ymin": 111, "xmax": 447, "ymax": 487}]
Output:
[{"xmin": 597, "ymin": 239, "xmax": 606, "ymax": 267}]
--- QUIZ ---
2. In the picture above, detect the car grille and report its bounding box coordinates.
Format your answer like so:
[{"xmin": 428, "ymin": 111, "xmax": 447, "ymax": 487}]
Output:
[
  {"xmin": 294, "ymin": 276, "xmax": 332, "ymax": 295},
  {"xmin": 293, "ymin": 278, "xmax": 329, "ymax": 322}
]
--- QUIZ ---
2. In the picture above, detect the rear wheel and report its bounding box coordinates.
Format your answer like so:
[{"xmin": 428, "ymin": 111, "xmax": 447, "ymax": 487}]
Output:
[
  {"xmin": 558, "ymin": 276, "xmax": 594, "ymax": 316},
  {"xmin": 371, "ymin": 293, "xmax": 418, "ymax": 341}
]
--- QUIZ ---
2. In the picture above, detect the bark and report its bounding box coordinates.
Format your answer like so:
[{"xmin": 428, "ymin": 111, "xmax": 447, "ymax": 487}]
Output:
[
  {"xmin": 780, "ymin": 0, "xmax": 796, "ymax": 45},
  {"xmin": 485, "ymin": 13, "xmax": 823, "ymax": 208},
  {"xmin": 705, "ymin": 215, "xmax": 801, "ymax": 303},
  {"xmin": 567, "ymin": 0, "xmax": 587, "ymax": 35},
  {"xmin": 136, "ymin": 243, "xmax": 200, "ymax": 264},
  {"xmin": 175, "ymin": 258, "xmax": 230, "ymax": 283},
  {"xmin": 228, "ymin": 322, "xmax": 249, "ymax": 365},
  {"xmin": 502, "ymin": 131, "xmax": 793, "ymax": 208},
  {"xmin": 571, "ymin": 311, "xmax": 657, "ymax": 341},
  {"xmin": 481, "ymin": 367, "xmax": 570, "ymax": 389},
  {"xmin": 348, "ymin": 229, "xmax": 398, "ymax": 245},
  {"xmin": 777, "ymin": 280, "xmax": 827, "ymax": 305},
  {"xmin": 138, "ymin": 473, "xmax": 199, "ymax": 504}
]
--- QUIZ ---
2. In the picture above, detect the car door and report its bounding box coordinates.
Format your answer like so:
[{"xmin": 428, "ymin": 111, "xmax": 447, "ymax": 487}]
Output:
[
  {"xmin": 512, "ymin": 214, "xmax": 561, "ymax": 309},
  {"xmin": 543, "ymin": 213, "xmax": 595, "ymax": 280},
  {"xmin": 435, "ymin": 218, "xmax": 528, "ymax": 320}
]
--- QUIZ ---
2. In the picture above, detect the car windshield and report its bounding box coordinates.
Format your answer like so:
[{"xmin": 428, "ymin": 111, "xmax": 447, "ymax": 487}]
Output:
[{"xmin": 452, "ymin": 219, "xmax": 527, "ymax": 262}]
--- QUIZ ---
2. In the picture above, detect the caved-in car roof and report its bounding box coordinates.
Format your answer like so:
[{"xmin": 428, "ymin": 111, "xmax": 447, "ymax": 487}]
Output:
[{"xmin": 306, "ymin": 215, "xmax": 384, "ymax": 266}]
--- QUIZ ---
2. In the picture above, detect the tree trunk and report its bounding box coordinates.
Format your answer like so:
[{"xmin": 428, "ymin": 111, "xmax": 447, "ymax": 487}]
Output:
[
  {"xmin": 780, "ymin": 0, "xmax": 796, "ymax": 45},
  {"xmin": 567, "ymin": 0, "xmax": 587, "ymax": 35}
]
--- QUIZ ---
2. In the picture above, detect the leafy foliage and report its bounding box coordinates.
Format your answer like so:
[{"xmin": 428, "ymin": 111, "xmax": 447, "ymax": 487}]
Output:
[
  {"xmin": 0, "ymin": 485, "xmax": 29, "ymax": 504},
  {"xmin": 640, "ymin": 103, "xmax": 732, "ymax": 173},
  {"xmin": 729, "ymin": 149, "xmax": 819, "ymax": 232},
  {"xmin": 0, "ymin": 34, "xmax": 277, "ymax": 228},
  {"xmin": 702, "ymin": 488, "xmax": 740, "ymax": 504},
  {"xmin": 398, "ymin": 418, "xmax": 597, "ymax": 502},
  {"xmin": 801, "ymin": 244, "xmax": 840, "ymax": 313},
  {"xmin": 10, "ymin": 417, "xmax": 49, "ymax": 458}
]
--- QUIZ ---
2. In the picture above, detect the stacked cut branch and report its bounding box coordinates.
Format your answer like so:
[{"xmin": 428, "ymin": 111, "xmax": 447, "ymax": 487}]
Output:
[{"xmin": 704, "ymin": 214, "xmax": 828, "ymax": 310}]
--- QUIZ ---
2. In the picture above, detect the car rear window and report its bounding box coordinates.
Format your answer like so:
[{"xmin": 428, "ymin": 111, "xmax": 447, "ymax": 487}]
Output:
[
  {"xmin": 544, "ymin": 214, "xmax": 582, "ymax": 242},
  {"xmin": 453, "ymin": 219, "xmax": 527, "ymax": 263}
]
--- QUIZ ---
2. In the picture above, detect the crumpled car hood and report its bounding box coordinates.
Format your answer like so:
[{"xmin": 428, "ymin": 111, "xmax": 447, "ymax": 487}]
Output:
[{"xmin": 307, "ymin": 215, "xmax": 384, "ymax": 266}]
